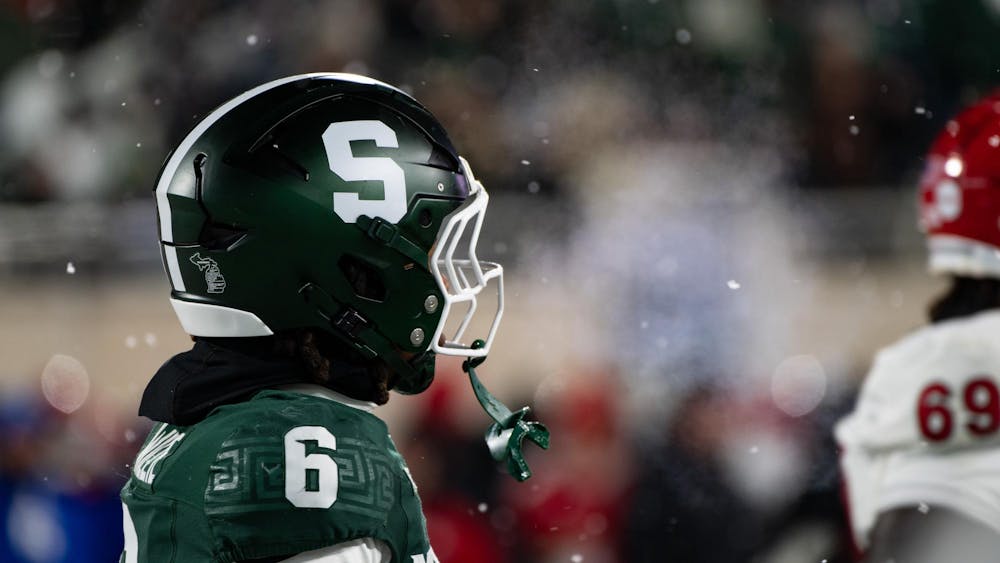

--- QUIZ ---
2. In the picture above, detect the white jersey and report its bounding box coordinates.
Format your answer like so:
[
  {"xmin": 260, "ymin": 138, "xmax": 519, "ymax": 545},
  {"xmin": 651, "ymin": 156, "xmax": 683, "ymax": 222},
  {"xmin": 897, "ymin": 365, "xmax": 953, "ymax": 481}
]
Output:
[{"xmin": 835, "ymin": 310, "xmax": 1000, "ymax": 549}]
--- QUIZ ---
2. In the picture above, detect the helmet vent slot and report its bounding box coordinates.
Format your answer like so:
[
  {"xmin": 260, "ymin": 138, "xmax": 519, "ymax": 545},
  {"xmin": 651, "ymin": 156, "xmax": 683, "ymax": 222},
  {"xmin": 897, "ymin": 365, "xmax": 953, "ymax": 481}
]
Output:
[
  {"xmin": 264, "ymin": 142, "xmax": 311, "ymax": 181},
  {"xmin": 193, "ymin": 153, "xmax": 209, "ymax": 202},
  {"xmin": 426, "ymin": 144, "xmax": 459, "ymax": 171},
  {"xmin": 198, "ymin": 222, "xmax": 247, "ymax": 251},
  {"xmin": 338, "ymin": 254, "xmax": 387, "ymax": 302}
]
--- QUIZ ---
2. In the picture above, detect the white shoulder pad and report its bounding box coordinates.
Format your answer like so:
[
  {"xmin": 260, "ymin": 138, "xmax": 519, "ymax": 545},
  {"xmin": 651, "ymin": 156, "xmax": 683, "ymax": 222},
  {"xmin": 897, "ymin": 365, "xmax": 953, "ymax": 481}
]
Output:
[
  {"xmin": 838, "ymin": 310, "xmax": 1000, "ymax": 452},
  {"xmin": 836, "ymin": 310, "xmax": 1000, "ymax": 549}
]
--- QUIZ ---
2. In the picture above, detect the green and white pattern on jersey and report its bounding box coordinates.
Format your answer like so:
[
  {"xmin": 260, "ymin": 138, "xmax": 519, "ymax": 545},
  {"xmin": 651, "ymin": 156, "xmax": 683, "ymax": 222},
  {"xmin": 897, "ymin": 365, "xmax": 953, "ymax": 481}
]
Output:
[{"xmin": 120, "ymin": 390, "xmax": 432, "ymax": 563}]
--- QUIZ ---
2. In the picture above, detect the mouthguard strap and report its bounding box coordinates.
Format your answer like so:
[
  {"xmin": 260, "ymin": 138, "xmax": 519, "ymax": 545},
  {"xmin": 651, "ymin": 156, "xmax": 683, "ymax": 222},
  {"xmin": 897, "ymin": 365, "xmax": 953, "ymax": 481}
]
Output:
[{"xmin": 462, "ymin": 340, "xmax": 550, "ymax": 481}]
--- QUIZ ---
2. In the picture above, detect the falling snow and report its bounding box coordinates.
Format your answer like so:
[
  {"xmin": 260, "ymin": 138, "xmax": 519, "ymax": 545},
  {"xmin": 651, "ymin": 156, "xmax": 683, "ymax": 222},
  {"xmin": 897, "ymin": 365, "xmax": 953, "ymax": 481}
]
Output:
[
  {"xmin": 0, "ymin": 7, "xmax": 988, "ymax": 562},
  {"xmin": 771, "ymin": 355, "xmax": 828, "ymax": 417},
  {"xmin": 40, "ymin": 354, "xmax": 90, "ymax": 414}
]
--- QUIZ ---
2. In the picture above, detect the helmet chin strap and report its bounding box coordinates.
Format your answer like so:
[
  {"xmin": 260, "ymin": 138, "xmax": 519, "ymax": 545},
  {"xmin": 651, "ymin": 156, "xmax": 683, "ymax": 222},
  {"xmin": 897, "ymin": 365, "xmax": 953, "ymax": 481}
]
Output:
[
  {"xmin": 462, "ymin": 340, "xmax": 550, "ymax": 481},
  {"xmin": 299, "ymin": 282, "xmax": 435, "ymax": 394}
]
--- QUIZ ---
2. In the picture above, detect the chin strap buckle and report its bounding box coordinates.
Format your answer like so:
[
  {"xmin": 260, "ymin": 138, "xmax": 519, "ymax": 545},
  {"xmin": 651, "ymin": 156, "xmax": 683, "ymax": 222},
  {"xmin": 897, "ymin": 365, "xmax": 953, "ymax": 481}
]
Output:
[
  {"xmin": 332, "ymin": 307, "xmax": 368, "ymax": 338},
  {"xmin": 463, "ymin": 340, "xmax": 550, "ymax": 482},
  {"xmin": 360, "ymin": 214, "xmax": 399, "ymax": 244}
]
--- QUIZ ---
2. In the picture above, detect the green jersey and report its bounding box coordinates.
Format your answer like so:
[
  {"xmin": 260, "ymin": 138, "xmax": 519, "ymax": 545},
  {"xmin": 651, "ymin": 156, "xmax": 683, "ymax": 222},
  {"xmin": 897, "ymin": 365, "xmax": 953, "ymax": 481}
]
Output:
[{"xmin": 120, "ymin": 388, "xmax": 434, "ymax": 562}]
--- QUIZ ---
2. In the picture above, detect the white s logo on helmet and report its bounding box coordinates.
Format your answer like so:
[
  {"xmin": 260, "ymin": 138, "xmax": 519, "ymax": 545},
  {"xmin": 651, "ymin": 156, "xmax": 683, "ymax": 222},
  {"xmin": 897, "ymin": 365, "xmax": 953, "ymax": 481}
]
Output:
[{"xmin": 322, "ymin": 120, "xmax": 407, "ymax": 224}]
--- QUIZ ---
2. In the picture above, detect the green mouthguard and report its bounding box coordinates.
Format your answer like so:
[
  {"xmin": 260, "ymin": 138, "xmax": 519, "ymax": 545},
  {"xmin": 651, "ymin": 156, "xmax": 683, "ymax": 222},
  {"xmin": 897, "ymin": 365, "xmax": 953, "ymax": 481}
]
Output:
[{"xmin": 462, "ymin": 340, "xmax": 550, "ymax": 481}]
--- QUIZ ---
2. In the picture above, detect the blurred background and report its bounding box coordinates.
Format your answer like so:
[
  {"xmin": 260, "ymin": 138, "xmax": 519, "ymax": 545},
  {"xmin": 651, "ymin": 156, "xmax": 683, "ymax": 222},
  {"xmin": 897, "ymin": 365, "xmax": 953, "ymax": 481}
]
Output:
[{"xmin": 0, "ymin": 0, "xmax": 997, "ymax": 561}]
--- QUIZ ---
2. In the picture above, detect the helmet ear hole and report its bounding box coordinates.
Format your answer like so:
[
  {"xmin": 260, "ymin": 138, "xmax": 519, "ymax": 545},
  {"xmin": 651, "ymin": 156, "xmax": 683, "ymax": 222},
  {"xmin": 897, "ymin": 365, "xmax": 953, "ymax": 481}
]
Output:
[
  {"xmin": 338, "ymin": 254, "xmax": 387, "ymax": 302},
  {"xmin": 418, "ymin": 208, "xmax": 433, "ymax": 228}
]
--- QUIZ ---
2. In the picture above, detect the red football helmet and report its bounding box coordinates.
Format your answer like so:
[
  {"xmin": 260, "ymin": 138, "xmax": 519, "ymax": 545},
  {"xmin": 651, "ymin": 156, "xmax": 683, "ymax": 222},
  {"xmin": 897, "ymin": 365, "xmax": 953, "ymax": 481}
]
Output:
[{"xmin": 920, "ymin": 91, "xmax": 1000, "ymax": 277}]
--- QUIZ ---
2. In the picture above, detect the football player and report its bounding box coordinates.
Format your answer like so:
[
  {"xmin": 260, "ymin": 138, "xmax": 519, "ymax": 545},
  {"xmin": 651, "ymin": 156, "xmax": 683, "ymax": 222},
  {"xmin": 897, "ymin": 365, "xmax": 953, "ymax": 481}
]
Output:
[
  {"xmin": 120, "ymin": 73, "xmax": 548, "ymax": 563},
  {"xmin": 836, "ymin": 91, "xmax": 1000, "ymax": 562}
]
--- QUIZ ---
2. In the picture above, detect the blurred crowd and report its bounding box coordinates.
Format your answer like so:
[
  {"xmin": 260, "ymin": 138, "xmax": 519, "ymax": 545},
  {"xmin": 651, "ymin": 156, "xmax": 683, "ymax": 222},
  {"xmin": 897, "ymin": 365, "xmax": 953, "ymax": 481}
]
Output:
[
  {"xmin": 400, "ymin": 367, "xmax": 855, "ymax": 563},
  {"xmin": 0, "ymin": 389, "xmax": 146, "ymax": 562},
  {"xmin": 1, "ymin": 0, "xmax": 998, "ymax": 562},
  {"xmin": 1, "ymin": 0, "xmax": 997, "ymax": 205}
]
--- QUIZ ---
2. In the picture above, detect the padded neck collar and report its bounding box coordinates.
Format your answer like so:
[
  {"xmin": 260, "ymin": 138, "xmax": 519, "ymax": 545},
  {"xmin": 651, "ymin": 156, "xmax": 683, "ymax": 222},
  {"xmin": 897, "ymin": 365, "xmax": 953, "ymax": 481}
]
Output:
[{"xmin": 139, "ymin": 338, "xmax": 309, "ymax": 426}]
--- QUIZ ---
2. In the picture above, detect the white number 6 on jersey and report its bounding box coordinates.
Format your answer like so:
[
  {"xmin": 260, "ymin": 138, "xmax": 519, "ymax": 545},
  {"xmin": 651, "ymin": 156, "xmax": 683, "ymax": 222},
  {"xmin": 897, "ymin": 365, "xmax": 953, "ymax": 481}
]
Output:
[
  {"xmin": 284, "ymin": 426, "xmax": 339, "ymax": 508},
  {"xmin": 323, "ymin": 120, "xmax": 407, "ymax": 224}
]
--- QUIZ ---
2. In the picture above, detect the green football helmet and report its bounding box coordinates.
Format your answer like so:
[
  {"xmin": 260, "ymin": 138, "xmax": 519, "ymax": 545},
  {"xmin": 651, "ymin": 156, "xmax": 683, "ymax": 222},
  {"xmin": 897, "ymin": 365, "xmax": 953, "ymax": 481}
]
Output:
[{"xmin": 154, "ymin": 73, "xmax": 503, "ymax": 394}]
